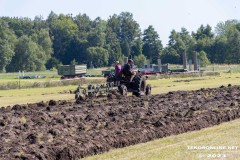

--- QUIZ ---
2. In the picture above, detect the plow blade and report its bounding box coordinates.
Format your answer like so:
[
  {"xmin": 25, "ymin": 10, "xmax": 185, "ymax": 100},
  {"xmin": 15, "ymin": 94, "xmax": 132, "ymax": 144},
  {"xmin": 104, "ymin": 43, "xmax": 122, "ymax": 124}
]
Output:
[{"xmin": 75, "ymin": 82, "xmax": 119, "ymax": 101}]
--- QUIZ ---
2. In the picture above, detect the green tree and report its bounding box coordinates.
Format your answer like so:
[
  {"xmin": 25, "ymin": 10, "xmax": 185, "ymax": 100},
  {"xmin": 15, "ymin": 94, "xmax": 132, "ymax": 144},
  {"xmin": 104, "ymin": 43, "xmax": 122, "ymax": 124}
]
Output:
[
  {"xmin": 161, "ymin": 47, "xmax": 180, "ymax": 64},
  {"xmin": 226, "ymin": 27, "xmax": 240, "ymax": 63},
  {"xmin": 212, "ymin": 23, "xmax": 240, "ymax": 64},
  {"xmin": 33, "ymin": 15, "xmax": 48, "ymax": 31},
  {"xmin": 133, "ymin": 54, "xmax": 147, "ymax": 68},
  {"xmin": 131, "ymin": 36, "xmax": 142, "ymax": 57},
  {"xmin": 87, "ymin": 17, "xmax": 106, "ymax": 47},
  {"xmin": 5, "ymin": 17, "xmax": 34, "ymax": 37},
  {"xmin": 193, "ymin": 24, "xmax": 214, "ymax": 40},
  {"xmin": 167, "ymin": 30, "xmax": 185, "ymax": 63},
  {"xmin": 48, "ymin": 13, "xmax": 78, "ymax": 64},
  {"xmin": 142, "ymin": 25, "xmax": 163, "ymax": 64},
  {"xmin": 7, "ymin": 36, "xmax": 46, "ymax": 72},
  {"xmin": 0, "ymin": 20, "xmax": 17, "ymax": 72},
  {"xmin": 107, "ymin": 12, "xmax": 142, "ymax": 57},
  {"xmin": 70, "ymin": 58, "xmax": 78, "ymax": 65},
  {"xmin": 86, "ymin": 47, "xmax": 109, "ymax": 67},
  {"xmin": 198, "ymin": 50, "xmax": 210, "ymax": 67},
  {"xmin": 179, "ymin": 28, "xmax": 196, "ymax": 59},
  {"xmin": 31, "ymin": 29, "xmax": 53, "ymax": 59},
  {"xmin": 105, "ymin": 27, "xmax": 122, "ymax": 65},
  {"xmin": 212, "ymin": 35, "xmax": 228, "ymax": 63},
  {"xmin": 46, "ymin": 57, "xmax": 62, "ymax": 70},
  {"xmin": 215, "ymin": 20, "xmax": 239, "ymax": 36},
  {"xmin": 192, "ymin": 25, "xmax": 214, "ymax": 62}
]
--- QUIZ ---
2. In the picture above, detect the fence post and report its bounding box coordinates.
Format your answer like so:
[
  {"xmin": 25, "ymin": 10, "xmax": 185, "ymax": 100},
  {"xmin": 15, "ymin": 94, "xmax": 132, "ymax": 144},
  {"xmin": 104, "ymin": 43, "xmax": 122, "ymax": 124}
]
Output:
[{"xmin": 18, "ymin": 71, "xmax": 21, "ymax": 89}]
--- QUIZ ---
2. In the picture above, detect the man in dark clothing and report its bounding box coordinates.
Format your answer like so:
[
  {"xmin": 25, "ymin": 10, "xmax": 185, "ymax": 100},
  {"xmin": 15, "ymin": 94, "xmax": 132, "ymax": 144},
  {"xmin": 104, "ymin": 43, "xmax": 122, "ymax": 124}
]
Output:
[{"xmin": 122, "ymin": 59, "xmax": 136, "ymax": 82}]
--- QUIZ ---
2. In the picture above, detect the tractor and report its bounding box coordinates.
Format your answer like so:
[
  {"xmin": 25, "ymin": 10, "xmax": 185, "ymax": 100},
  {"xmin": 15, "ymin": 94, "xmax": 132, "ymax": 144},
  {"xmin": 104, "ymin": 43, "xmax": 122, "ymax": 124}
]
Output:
[
  {"xmin": 106, "ymin": 69, "xmax": 151, "ymax": 97},
  {"xmin": 75, "ymin": 64, "xmax": 151, "ymax": 102}
]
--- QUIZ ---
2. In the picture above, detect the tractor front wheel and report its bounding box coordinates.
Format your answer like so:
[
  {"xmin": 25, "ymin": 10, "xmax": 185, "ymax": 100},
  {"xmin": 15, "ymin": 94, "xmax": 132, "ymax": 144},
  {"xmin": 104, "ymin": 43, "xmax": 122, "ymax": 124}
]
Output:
[
  {"xmin": 145, "ymin": 84, "xmax": 151, "ymax": 95},
  {"xmin": 132, "ymin": 75, "xmax": 146, "ymax": 97},
  {"xmin": 119, "ymin": 85, "xmax": 127, "ymax": 97}
]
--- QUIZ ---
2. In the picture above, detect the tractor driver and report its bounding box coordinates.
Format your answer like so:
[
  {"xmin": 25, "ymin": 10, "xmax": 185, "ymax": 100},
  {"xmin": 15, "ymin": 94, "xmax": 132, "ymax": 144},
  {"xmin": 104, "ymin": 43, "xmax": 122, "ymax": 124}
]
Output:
[{"xmin": 122, "ymin": 59, "xmax": 136, "ymax": 82}]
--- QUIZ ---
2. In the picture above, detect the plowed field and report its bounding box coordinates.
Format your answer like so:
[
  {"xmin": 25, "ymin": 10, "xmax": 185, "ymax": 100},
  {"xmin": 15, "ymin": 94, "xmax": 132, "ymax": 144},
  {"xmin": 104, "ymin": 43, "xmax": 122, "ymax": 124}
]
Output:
[{"xmin": 1, "ymin": 85, "xmax": 240, "ymax": 159}]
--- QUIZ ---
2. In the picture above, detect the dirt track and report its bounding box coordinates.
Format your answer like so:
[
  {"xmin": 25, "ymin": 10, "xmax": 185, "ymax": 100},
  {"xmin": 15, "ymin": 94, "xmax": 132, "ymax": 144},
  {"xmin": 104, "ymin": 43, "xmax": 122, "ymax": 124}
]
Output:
[{"xmin": 1, "ymin": 85, "xmax": 240, "ymax": 159}]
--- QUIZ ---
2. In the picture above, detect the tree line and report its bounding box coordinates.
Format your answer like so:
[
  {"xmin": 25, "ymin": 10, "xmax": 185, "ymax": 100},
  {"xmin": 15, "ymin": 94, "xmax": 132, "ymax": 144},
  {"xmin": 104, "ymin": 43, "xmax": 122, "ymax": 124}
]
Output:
[{"xmin": 0, "ymin": 11, "xmax": 240, "ymax": 72}]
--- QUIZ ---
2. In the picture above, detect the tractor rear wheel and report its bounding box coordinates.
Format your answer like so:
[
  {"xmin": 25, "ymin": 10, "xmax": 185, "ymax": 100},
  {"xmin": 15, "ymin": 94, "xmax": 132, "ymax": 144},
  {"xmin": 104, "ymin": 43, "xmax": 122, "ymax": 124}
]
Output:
[
  {"xmin": 87, "ymin": 84, "xmax": 95, "ymax": 97},
  {"xmin": 132, "ymin": 75, "xmax": 146, "ymax": 97}
]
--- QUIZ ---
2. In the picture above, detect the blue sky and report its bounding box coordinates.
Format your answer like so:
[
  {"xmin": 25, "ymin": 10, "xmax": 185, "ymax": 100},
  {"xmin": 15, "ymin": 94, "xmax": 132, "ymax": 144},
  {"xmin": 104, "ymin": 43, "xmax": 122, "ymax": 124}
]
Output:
[{"xmin": 0, "ymin": 0, "xmax": 239, "ymax": 45}]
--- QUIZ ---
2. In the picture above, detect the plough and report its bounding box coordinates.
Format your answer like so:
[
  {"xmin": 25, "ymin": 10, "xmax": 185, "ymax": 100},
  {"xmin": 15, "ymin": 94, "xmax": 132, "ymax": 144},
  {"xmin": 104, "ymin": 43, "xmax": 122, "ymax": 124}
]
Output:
[
  {"xmin": 75, "ymin": 82, "xmax": 121, "ymax": 101},
  {"xmin": 75, "ymin": 69, "xmax": 151, "ymax": 101}
]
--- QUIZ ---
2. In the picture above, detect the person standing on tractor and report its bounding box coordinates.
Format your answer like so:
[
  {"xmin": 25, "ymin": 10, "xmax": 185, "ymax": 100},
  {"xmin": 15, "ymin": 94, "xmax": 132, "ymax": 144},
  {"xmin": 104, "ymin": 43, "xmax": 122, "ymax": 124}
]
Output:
[
  {"xmin": 115, "ymin": 61, "xmax": 122, "ymax": 76},
  {"xmin": 122, "ymin": 59, "xmax": 136, "ymax": 82}
]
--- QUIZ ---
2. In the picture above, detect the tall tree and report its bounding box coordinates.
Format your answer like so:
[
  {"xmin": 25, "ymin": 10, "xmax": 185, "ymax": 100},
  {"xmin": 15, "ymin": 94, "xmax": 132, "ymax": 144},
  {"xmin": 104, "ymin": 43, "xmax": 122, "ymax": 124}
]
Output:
[
  {"xmin": 87, "ymin": 17, "xmax": 106, "ymax": 47},
  {"xmin": 118, "ymin": 12, "xmax": 142, "ymax": 56},
  {"xmin": 142, "ymin": 25, "xmax": 163, "ymax": 63},
  {"xmin": 198, "ymin": 50, "xmax": 210, "ymax": 67},
  {"xmin": 167, "ymin": 29, "xmax": 185, "ymax": 63},
  {"xmin": 179, "ymin": 28, "xmax": 196, "ymax": 59},
  {"xmin": 192, "ymin": 25, "xmax": 214, "ymax": 62},
  {"xmin": 133, "ymin": 54, "xmax": 147, "ymax": 68},
  {"xmin": 107, "ymin": 12, "xmax": 142, "ymax": 57},
  {"xmin": 0, "ymin": 20, "xmax": 16, "ymax": 72},
  {"xmin": 5, "ymin": 17, "xmax": 34, "ymax": 37},
  {"xmin": 105, "ymin": 26, "xmax": 122, "ymax": 65},
  {"xmin": 31, "ymin": 29, "xmax": 53, "ymax": 59},
  {"xmin": 215, "ymin": 20, "xmax": 239, "ymax": 36},
  {"xmin": 33, "ymin": 15, "xmax": 48, "ymax": 31},
  {"xmin": 212, "ymin": 35, "xmax": 228, "ymax": 63},
  {"xmin": 48, "ymin": 13, "xmax": 78, "ymax": 64},
  {"xmin": 161, "ymin": 47, "xmax": 180, "ymax": 64},
  {"xmin": 7, "ymin": 36, "xmax": 46, "ymax": 72},
  {"xmin": 86, "ymin": 47, "xmax": 109, "ymax": 67},
  {"xmin": 226, "ymin": 27, "xmax": 240, "ymax": 63},
  {"xmin": 193, "ymin": 24, "xmax": 214, "ymax": 40}
]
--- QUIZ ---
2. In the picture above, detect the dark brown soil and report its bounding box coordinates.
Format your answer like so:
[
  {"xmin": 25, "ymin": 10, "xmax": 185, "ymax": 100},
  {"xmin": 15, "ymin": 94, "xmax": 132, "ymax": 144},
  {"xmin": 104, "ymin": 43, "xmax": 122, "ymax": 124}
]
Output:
[{"xmin": 1, "ymin": 85, "xmax": 240, "ymax": 160}]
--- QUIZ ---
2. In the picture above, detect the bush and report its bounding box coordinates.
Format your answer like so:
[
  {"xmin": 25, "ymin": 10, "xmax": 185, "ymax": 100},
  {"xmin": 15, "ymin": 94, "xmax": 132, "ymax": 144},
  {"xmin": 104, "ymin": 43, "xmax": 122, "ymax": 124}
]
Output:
[
  {"xmin": 0, "ymin": 82, "xmax": 19, "ymax": 90},
  {"xmin": 133, "ymin": 54, "xmax": 147, "ymax": 68},
  {"xmin": 199, "ymin": 51, "xmax": 211, "ymax": 67}
]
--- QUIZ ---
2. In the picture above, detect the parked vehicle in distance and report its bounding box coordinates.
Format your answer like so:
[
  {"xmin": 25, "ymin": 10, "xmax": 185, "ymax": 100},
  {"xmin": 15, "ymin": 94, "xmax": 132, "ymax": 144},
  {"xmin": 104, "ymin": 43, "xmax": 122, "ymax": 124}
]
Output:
[
  {"xmin": 58, "ymin": 65, "xmax": 87, "ymax": 79},
  {"xmin": 102, "ymin": 69, "xmax": 115, "ymax": 77}
]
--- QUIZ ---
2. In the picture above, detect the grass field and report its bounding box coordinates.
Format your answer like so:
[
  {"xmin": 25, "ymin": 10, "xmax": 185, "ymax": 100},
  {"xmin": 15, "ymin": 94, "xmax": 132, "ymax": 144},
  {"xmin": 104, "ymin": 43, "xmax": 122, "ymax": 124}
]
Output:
[
  {"xmin": 150, "ymin": 72, "xmax": 240, "ymax": 95},
  {"xmin": 0, "ymin": 85, "xmax": 76, "ymax": 106},
  {"xmin": 0, "ymin": 71, "xmax": 239, "ymax": 106}
]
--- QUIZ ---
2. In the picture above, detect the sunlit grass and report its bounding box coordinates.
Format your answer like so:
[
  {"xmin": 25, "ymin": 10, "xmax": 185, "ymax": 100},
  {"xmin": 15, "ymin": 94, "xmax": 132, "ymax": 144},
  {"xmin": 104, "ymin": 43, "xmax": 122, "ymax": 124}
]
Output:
[
  {"xmin": 0, "ymin": 85, "xmax": 76, "ymax": 106},
  {"xmin": 83, "ymin": 119, "xmax": 240, "ymax": 160},
  {"xmin": 149, "ymin": 72, "xmax": 240, "ymax": 94}
]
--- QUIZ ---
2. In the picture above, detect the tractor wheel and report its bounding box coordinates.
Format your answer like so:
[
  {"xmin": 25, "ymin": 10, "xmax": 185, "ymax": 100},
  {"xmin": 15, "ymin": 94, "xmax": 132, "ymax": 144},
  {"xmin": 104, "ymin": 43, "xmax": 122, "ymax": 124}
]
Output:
[
  {"xmin": 75, "ymin": 92, "xmax": 86, "ymax": 103},
  {"xmin": 145, "ymin": 84, "xmax": 151, "ymax": 95},
  {"xmin": 119, "ymin": 85, "xmax": 127, "ymax": 97},
  {"xmin": 132, "ymin": 75, "xmax": 146, "ymax": 97},
  {"xmin": 87, "ymin": 84, "xmax": 95, "ymax": 97},
  {"xmin": 75, "ymin": 92, "xmax": 80, "ymax": 99},
  {"xmin": 141, "ymin": 78, "xmax": 146, "ymax": 92}
]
